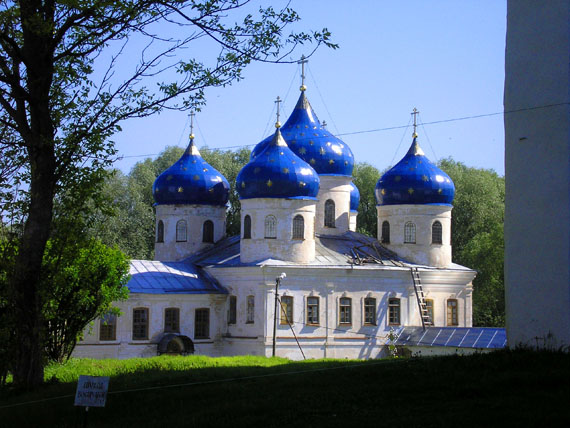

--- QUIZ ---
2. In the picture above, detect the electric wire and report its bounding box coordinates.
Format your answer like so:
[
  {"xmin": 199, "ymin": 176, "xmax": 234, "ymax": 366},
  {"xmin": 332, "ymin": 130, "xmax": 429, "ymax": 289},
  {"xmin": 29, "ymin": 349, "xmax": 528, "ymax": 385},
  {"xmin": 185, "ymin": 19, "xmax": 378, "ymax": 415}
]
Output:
[
  {"xmin": 307, "ymin": 65, "xmax": 340, "ymax": 135},
  {"xmin": 116, "ymin": 102, "xmax": 569, "ymax": 161}
]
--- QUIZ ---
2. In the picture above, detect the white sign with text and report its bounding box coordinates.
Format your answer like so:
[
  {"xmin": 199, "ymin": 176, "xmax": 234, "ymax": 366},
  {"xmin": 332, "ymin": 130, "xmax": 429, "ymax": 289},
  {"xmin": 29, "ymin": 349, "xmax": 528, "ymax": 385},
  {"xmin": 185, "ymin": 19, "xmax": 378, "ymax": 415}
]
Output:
[{"xmin": 74, "ymin": 375, "xmax": 110, "ymax": 407}]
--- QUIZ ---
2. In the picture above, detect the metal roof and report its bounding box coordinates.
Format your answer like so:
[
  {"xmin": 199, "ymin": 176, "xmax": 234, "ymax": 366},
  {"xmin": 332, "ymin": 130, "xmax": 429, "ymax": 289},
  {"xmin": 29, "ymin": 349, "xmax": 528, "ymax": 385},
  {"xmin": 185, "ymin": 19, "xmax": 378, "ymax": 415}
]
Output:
[
  {"xmin": 188, "ymin": 231, "xmax": 413, "ymax": 268},
  {"xmin": 393, "ymin": 327, "xmax": 507, "ymax": 349},
  {"xmin": 127, "ymin": 260, "xmax": 226, "ymax": 294}
]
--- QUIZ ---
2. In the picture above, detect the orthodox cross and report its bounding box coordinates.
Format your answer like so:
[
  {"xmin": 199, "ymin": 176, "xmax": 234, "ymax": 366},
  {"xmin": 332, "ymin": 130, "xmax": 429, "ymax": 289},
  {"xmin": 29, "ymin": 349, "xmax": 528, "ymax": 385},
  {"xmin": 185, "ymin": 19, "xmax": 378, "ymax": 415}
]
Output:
[
  {"xmin": 298, "ymin": 55, "xmax": 308, "ymax": 90},
  {"xmin": 275, "ymin": 96, "xmax": 282, "ymax": 127},
  {"xmin": 411, "ymin": 108, "xmax": 419, "ymax": 137},
  {"xmin": 189, "ymin": 111, "xmax": 195, "ymax": 140}
]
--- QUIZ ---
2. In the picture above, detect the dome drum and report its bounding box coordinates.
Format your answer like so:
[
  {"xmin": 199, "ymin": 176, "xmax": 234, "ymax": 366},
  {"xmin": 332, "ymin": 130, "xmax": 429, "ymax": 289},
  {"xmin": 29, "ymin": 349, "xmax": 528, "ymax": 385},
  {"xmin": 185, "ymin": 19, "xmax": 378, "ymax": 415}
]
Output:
[
  {"xmin": 315, "ymin": 175, "xmax": 353, "ymax": 235},
  {"xmin": 240, "ymin": 198, "xmax": 316, "ymax": 264}
]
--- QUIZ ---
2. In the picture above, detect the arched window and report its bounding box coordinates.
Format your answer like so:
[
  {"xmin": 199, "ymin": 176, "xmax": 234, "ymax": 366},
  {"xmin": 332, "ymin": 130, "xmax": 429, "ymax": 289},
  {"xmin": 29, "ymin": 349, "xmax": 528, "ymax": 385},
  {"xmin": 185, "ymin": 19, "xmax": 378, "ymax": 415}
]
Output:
[
  {"xmin": 404, "ymin": 222, "xmax": 416, "ymax": 244},
  {"xmin": 292, "ymin": 215, "xmax": 304, "ymax": 240},
  {"xmin": 203, "ymin": 220, "xmax": 214, "ymax": 243},
  {"xmin": 264, "ymin": 215, "xmax": 277, "ymax": 238},
  {"xmin": 176, "ymin": 220, "xmax": 187, "ymax": 242},
  {"xmin": 381, "ymin": 221, "xmax": 390, "ymax": 244},
  {"xmin": 157, "ymin": 220, "xmax": 164, "ymax": 243},
  {"xmin": 243, "ymin": 215, "xmax": 251, "ymax": 239},
  {"xmin": 324, "ymin": 199, "xmax": 335, "ymax": 227},
  {"xmin": 432, "ymin": 221, "xmax": 443, "ymax": 244}
]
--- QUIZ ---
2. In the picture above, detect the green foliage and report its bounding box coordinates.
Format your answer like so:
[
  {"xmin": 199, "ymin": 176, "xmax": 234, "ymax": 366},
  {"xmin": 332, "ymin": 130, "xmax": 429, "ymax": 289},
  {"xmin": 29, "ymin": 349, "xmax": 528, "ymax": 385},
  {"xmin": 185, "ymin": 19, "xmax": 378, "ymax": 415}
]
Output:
[
  {"xmin": 352, "ymin": 162, "xmax": 381, "ymax": 236},
  {"xmin": 438, "ymin": 158, "xmax": 505, "ymax": 326}
]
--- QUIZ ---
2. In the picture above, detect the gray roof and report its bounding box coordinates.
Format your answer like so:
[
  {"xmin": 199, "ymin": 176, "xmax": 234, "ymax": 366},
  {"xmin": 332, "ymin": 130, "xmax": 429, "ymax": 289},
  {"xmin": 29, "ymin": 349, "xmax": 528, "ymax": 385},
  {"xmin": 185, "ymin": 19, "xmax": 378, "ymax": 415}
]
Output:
[
  {"xmin": 187, "ymin": 231, "xmax": 409, "ymax": 268},
  {"xmin": 127, "ymin": 260, "xmax": 226, "ymax": 294}
]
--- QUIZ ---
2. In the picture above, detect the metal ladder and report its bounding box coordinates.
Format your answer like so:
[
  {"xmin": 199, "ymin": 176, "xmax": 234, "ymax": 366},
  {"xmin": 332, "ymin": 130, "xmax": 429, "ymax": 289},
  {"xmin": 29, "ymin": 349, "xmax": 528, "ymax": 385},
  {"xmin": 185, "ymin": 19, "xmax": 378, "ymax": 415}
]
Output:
[{"xmin": 410, "ymin": 267, "xmax": 432, "ymax": 330}]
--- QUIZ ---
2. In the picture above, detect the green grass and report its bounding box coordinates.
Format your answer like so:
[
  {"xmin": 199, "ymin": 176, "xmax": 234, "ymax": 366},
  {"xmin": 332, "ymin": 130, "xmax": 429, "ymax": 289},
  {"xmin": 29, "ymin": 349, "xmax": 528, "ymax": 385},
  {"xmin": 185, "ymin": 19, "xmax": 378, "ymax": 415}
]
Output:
[{"xmin": 1, "ymin": 350, "xmax": 569, "ymax": 427}]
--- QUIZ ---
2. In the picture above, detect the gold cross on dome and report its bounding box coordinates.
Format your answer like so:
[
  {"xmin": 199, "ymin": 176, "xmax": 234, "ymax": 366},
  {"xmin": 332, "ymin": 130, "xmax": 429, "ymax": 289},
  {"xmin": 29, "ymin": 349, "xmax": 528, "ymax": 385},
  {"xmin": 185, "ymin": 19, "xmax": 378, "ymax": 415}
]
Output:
[
  {"xmin": 275, "ymin": 96, "xmax": 282, "ymax": 128},
  {"xmin": 189, "ymin": 111, "xmax": 195, "ymax": 140},
  {"xmin": 411, "ymin": 108, "xmax": 419, "ymax": 138},
  {"xmin": 298, "ymin": 55, "xmax": 308, "ymax": 91}
]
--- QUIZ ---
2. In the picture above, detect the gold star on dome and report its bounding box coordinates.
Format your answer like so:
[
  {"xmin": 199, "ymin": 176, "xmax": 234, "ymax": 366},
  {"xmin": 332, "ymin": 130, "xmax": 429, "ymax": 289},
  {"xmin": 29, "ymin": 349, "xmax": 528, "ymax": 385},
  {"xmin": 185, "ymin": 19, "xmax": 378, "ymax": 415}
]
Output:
[
  {"xmin": 203, "ymin": 168, "xmax": 208, "ymax": 172},
  {"xmin": 269, "ymin": 158, "xmax": 275, "ymax": 163},
  {"xmin": 291, "ymin": 140, "xmax": 297, "ymax": 144},
  {"xmin": 409, "ymin": 167, "xmax": 415, "ymax": 171},
  {"xmin": 310, "ymin": 158, "xmax": 316, "ymax": 165},
  {"xmin": 209, "ymin": 188, "xmax": 214, "ymax": 193},
  {"xmin": 183, "ymin": 167, "xmax": 188, "ymax": 171},
  {"xmin": 241, "ymin": 181, "xmax": 246, "ymax": 188},
  {"xmin": 408, "ymin": 188, "xmax": 414, "ymax": 194},
  {"xmin": 314, "ymin": 133, "xmax": 318, "ymax": 136},
  {"xmin": 300, "ymin": 132, "xmax": 305, "ymax": 136},
  {"xmin": 313, "ymin": 126, "xmax": 317, "ymax": 129},
  {"xmin": 329, "ymin": 159, "xmax": 335, "ymax": 165},
  {"xmin": 266, "ymin": 179, "xmax": 273, "ymax": 187},
  {"xmin": 395, "ymin": 176, "xmax": 401, "ymax": 182},
  {"xmin": 381, "ymin": 189, "xmax": 386, "ymax": 196},
  {"xmin": 280, "ymin": 151, "xmax": 284, "ymax": 155},
  {"xmin": 155, "ymin": 187, "xmax": 159, "ymax": 192},
  {"xmin": 178, "ymin": 187, "xmax": 184, "ymax": 193},
  {"xmin": 283, "ymin": 167, "xmax": 289, "ymax": 173},
  {"xmin": 309, "ymin": 140, "xmax": 314, "ymax": 145},
  {"xmin": 254, "ymin": 167, "xmax": 261, "ymax": 174},
  {"xmin": 438, "ymin": 188, "xmax": 443, "ymax": 194},
  {"xmin": 299, "ymin": 181, "xmax": 306, "ymax": 187},
  {"xmin": 296, "ymin": 125, "xmax": 300, "ymax": 129},
  {"xmin": 305, "ymin": 125, "xmax": 309, "ymax": 128},
  {"xmin": 192, "ymin": 160, "xmax": 197, "ymax": 164},
  {"xmin": 166, "ymin": 175, "xmax": 173, "ymax": 181},
  {"xmin": 299, "ymin": 147, "xmax": 307, "ymax": 154},
  {"xmin": 422, "ymin": 175, "xmax": 428, "ymax": 181},
  {"xmin": 291, "ymin": 160, "xmax": 296, "ymax": 164},
  {"xmin": 326, "ymin": 142, "xmax": 331, "ymax": 146},
  {"xmin": 193, "ymin": 174, "xmax": 200, "ymax": 180},
  {"xmin": 319, "ymin": 147, "xmax": 326, "ymax": 155},
  {"xmin": 344, "ymin": 161, "xmax": 348, "ymax": 166}
]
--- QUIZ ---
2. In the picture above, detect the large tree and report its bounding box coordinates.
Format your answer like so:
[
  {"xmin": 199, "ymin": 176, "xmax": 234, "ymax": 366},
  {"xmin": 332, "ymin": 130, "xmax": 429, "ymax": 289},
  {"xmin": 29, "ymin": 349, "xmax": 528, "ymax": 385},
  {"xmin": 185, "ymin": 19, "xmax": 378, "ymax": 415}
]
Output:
[{"xmin": 0, "ymin": 0, "xmax": 334, "ymax": 388}]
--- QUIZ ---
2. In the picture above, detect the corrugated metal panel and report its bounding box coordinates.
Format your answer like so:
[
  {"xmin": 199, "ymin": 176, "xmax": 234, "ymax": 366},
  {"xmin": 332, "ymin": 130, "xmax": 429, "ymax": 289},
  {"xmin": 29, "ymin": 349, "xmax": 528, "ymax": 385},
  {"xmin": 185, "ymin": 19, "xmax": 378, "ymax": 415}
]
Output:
[
  {"xmin": 127, "ymin": 260, "xmax": 226, "ymax": 295},
  {"xmin": 393, "ymin": 327, "xmax": 507, "ymax": 349}
]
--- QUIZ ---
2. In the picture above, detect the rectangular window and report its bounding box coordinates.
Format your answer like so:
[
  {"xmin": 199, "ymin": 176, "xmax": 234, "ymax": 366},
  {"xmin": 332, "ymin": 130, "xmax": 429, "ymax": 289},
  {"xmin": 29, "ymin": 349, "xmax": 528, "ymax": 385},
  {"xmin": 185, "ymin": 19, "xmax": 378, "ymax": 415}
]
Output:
[
  {"xmin": 246, "ymin": 295, "xmax": 255, "ymax": 324},
  {"xmin": 99, "ymin": 313, "xmax": 117, "ymax": 341},
  {"xmin": 426, "ymin": 299, "xmax": 434, "ymax": 325},
  {"xmin": 388, "ymin": 298, "xmax": 400, "ymax": 325},
  {"xmin": 339, "ymin": 297, "xmax": 352, "ymax": 324},
  {"xmin": 364, "ymin": 297, "xmax": 376, "ymax": 325},
  {"xmin": 228, "ymin": 295, "xmax": 237, "ymax": 325},
  {"xmin": 195, "ymin": 308, "xmax": 210, "ymax": 339},
  {"xmin": 132, "ymin": 308, "xmax": 149, "ymax": 340},
  {"xmin": 164, "ymin": 307, "xmax": 180, "ymax": 333},
  {"xmin": 280, "ymin": 296, "xmax": 293, "ymax": 325},
  {"xmin": 307, "ymin": 296, "xmax": 319, "ymax": 325},
  {"xmin": 447, "ymin": 299, "xmax": 458, "ymax": 326}
]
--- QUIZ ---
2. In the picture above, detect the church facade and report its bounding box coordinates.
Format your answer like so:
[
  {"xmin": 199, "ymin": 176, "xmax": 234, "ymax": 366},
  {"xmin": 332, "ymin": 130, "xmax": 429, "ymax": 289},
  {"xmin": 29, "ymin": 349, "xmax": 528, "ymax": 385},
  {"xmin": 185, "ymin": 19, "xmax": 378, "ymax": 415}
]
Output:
[{"xmin": 74, "ymin": 84, "xmax": 476, "ymax": 360}]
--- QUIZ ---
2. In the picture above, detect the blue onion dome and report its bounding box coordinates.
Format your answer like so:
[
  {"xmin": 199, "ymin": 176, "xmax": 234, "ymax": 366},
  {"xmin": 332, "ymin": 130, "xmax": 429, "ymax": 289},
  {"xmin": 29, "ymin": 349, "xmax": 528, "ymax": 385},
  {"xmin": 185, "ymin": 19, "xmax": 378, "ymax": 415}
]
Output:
[
  {"xmin": 251, "ymin": 90, "xmax": 354, "ymax": 176},
  {"xmin": 153, "ymin": 137, "xmax": 230, "ymax": 206},
  {"xmin": 236, "ymin": 127, "xmax": 320, "ymax": 200},
  {"xmin": 375, "ymin": 135, "xmax": 455, "ymax": 205},
  {"xmin": 349, "ymin": 182, "xmax": 360, "ymax": 212}
]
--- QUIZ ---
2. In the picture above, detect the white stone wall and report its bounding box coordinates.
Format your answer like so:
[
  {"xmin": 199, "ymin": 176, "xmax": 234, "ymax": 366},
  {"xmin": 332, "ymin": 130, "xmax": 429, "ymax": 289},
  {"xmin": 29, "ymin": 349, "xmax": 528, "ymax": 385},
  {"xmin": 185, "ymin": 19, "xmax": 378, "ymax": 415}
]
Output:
[
  {"xmin": 504, "ymin": 0, "xmax": 570, "ymax": 349},
  {"xmin": 349, "ymin": 211, "xmax": 358, "ymax": 232},
  {"xmin": 154, "ymin": 204, "xmax": 226, "ymax": 261},
  {"xmin": 240, "ymin": 198, "xmax": 316, "ymax": 263},
  {"xmin": 315, "ymin": 175, "xmax": 352, "ymax": 235},
  {"xmin": 73, "ymin": 293, "xmax": 227, "ymax": 359},
  {"xmin": 377, "ymin": 204, "xmax": 452, "ymax": 267}
]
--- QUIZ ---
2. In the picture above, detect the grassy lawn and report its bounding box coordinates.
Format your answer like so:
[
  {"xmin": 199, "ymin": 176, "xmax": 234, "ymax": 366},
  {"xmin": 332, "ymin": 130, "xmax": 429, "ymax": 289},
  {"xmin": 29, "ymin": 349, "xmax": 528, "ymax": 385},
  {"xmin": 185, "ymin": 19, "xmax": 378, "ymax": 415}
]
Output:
[{"xmin": 1, "ymin": 350, "xmax": 569, "ymax": 427}]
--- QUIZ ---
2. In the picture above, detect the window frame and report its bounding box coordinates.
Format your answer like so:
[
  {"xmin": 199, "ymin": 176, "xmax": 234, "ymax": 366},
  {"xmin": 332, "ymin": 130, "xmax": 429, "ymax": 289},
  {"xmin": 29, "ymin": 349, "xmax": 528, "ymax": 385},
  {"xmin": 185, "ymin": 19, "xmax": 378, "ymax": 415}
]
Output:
[
  {"xmin": 132, "ymin": 307, "xmax": 149, "ymax": 340},
  {"xmin": 364, "ymin": 297, "xmax": 377, "ymax": 325},
  {"xmin": 339, "ymin": 297, "xmax": 352, "ymax": 325},
  {"xmin": 157, "ymin": 220, "xmax": 164, "ymax": 243},
  {"xmin": 280, "ymin": 296, "xmax": 294, "ymax": 325},
  {"xmin": 264, "ymin": 215, "xmax": 277, "ymax": 239},
  {"xmin": 99, "ymin": 313, "xmax": 117, "ymax": 341},
  {"xmin": 194, "ymin": 308, "xmax": 210, "ymax": 339},
  {"xmin": 164, "ymin": 307, "xmax": 180, "ymax": 333},
  {"xmin": 388, "ymin": 298, "xmax": 401, "ymax": 326},
  {"xmin": 203, "ymin": 219, "xmax": 214, "ymax": 243},
  {"xmin": 447, "ymin": 299, "xmax": 459, "ymax": 326},
  {"xmin": 246, "ymin": 295, "xmax": 255, "ymax": 324},
  {"xmin": 228, "ymin": 295, "xmax": 237, "ymax": 325},
  {"xmin": 432, "ymin": 221, "xmax": 443, "ymax": 245},
  {"xmin": 176, "ymin": 219, "xmax": 187, "ymax": 242},
  {"xmin": 292, "ymin": 214, "xmax": 305, "ymax": 240},
  {"xmin": 404, "ymin": 221, "xmax": 416, "ymax": 244},
  {"xmin": 381, "ymin": 220, "xmax": 390, "ymax": 244},
  {"xmin": 324, "ymin": 199, "xmax": 335, "ymax": 228},
  {"xmin": 243, "ymin": 215, "xmax": 252, "ymax": 239},
  {"xmin": 306, "ymin": 296, "xmax": 320, "ymax": 325}
]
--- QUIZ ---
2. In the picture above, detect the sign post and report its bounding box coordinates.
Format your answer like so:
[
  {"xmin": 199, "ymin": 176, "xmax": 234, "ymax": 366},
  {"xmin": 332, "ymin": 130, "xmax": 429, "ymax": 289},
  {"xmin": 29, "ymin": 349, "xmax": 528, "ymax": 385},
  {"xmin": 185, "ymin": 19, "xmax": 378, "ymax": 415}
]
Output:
[{"xmin": 74, "ymin": 375, "xmax": 110, "ymax": 427}]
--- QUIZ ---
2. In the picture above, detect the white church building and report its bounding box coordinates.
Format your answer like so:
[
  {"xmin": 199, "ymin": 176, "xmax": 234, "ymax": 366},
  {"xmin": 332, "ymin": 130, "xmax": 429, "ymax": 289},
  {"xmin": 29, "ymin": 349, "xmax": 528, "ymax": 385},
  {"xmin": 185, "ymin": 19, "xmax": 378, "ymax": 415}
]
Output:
[{"xmin": 75, "ymin": 82, "xmax": 505, "ymax": 360}]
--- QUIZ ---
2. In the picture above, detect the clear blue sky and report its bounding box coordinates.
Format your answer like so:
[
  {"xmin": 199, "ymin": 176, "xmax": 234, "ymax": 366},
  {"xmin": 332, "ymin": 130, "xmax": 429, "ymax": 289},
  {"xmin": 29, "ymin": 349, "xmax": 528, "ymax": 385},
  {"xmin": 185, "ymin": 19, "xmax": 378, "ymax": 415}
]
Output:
[{"xmin": 113, "ymin": 0, "xmax": 507, "ymax": 176}]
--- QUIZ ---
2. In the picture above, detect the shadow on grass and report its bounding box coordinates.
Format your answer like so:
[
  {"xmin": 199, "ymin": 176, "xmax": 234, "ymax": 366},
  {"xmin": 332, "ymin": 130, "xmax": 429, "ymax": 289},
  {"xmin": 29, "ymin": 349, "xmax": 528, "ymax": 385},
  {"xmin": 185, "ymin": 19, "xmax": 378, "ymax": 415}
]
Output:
[{"xmin": 1, "ymin": 350, "xmax": 569, "ymax": 427}]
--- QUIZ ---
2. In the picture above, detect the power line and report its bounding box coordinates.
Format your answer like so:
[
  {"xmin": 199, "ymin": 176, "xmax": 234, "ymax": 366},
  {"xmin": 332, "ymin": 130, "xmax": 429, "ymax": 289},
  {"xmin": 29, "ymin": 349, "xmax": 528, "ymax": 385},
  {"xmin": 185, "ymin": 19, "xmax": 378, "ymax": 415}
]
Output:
[{"xmin": 116, "ymin": 102, "xmax": 570, "ymax": 161}]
